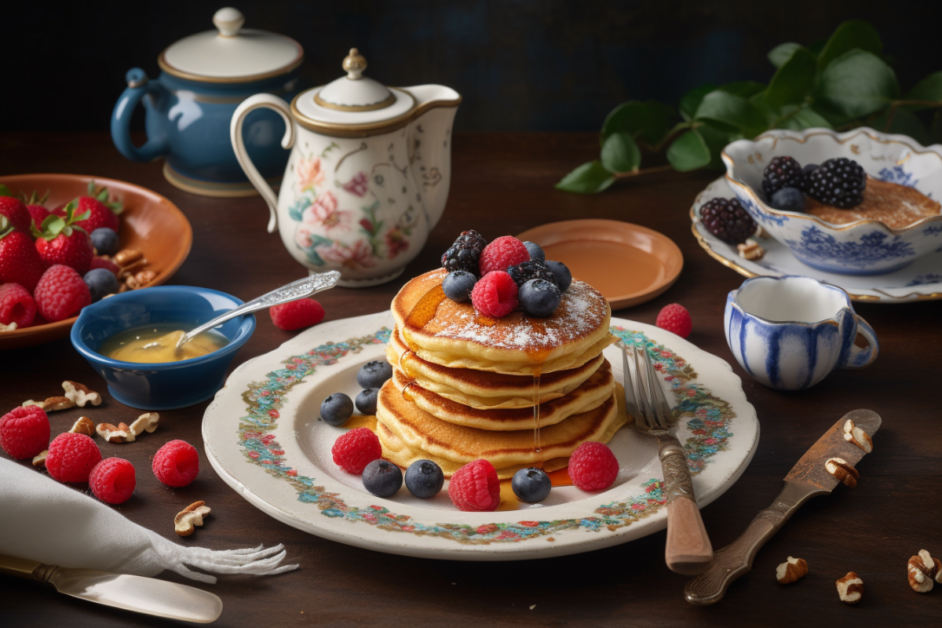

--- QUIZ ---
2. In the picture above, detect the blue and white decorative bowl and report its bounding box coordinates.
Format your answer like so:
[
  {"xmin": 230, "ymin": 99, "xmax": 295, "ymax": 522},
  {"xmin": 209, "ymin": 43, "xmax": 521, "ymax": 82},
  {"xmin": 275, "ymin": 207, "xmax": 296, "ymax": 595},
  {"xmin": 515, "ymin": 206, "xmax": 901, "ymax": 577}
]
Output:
[{"xmin": 722, "ymin": 127, "xmax": 942, "ymax": 275}]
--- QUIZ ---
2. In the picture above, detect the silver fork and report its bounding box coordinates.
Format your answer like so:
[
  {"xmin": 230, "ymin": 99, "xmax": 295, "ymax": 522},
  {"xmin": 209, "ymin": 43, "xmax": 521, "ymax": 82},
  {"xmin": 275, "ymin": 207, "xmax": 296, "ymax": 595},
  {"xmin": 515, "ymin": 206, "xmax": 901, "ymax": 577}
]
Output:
[{"xmin": 620, "ymin": 340, "xmax": 713, "ymax": 575}]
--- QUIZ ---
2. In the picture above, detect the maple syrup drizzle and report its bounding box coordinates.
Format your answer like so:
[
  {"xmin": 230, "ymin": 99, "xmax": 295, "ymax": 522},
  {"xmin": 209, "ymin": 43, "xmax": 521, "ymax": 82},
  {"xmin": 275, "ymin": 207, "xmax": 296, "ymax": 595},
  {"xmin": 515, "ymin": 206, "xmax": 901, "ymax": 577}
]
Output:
[{"xmin": 404, "ymin": 282, "xmax": 446, "ymax": 330}]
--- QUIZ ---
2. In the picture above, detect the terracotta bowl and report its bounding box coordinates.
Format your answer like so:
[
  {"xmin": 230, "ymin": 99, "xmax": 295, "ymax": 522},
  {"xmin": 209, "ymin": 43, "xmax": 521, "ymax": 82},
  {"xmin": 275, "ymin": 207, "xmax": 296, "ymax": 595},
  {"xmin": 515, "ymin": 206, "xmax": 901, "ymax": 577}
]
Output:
[{"xmin": 0, "ymin": 173, "xmax": 192, "ymax": 350}]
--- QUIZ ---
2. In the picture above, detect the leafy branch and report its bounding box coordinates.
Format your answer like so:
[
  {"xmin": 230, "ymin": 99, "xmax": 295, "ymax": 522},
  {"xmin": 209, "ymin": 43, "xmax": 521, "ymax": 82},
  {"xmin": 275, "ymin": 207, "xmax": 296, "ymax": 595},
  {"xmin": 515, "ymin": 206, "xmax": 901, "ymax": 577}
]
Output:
[{"xmin": 556, "ymin": 20, "xmax": 942, "ymax": 194}]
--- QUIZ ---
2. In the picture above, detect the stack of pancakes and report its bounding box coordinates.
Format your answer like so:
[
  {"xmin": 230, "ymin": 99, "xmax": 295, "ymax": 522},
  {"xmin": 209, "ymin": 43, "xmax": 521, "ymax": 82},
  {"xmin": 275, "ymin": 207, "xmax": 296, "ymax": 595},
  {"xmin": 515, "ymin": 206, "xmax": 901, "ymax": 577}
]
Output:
[{"xmin": 375, "ymin": 269, "xmax": 629, "ymax": 479}]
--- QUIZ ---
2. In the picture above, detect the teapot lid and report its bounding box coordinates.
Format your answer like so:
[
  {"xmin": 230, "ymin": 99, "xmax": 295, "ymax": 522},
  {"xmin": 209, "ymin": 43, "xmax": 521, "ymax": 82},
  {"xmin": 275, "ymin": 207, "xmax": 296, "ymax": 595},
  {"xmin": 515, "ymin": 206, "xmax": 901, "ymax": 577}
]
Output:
[
  {"xmin": 159, "ymin": 8, "xmax": 303, "ymax": 83},
  {"xmin": 293, "ymin": 48, "xmax": 416, "ymax": 130}
]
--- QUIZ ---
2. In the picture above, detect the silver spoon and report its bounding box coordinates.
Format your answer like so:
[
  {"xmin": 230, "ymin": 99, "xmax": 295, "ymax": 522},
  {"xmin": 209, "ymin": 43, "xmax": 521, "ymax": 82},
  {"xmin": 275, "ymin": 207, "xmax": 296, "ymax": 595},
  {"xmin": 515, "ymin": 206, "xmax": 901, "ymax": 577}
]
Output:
[{"xmin": 174, "ymin": 271, "xmax": 342, "ymax": 352}]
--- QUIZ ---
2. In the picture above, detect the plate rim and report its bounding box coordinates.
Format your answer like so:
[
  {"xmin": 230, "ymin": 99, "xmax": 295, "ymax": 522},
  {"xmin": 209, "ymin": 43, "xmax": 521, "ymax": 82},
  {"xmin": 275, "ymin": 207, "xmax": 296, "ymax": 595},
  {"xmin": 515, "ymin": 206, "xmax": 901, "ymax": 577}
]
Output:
[
  {"xmin": 515, "ymin": 219, "xmax": 684, "ymax": 309},
  {"xmin": 202, "ymin": 311, "xmax": 759, "ymax": 561}
]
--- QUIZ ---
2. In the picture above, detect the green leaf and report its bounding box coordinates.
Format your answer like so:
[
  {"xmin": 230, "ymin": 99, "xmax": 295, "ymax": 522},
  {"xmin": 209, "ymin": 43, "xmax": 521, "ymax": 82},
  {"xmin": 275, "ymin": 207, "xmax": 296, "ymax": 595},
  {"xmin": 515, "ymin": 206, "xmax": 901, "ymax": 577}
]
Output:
[
  {"xmin": 871, "ymin": 108, "xmax": 929, "ymax": 144},
  {"xmin": 0, "ymin": 184, "xmax": 12, "ymax": 198},
  {"xmin": 765, "ymin": 47, "xmax": 817, "ymax": 112},
  {"xmin": 697, "ymin": 122, "xmax": 739, "ymax": 169},
  {"xmin": 555, "ymin": 161, "xmax": 616, "ymax": 194},
  {"xmin": 904, "ymin": 71, "xmax": 942, "ymax": 109},
  {"xmin": 718, "ymin": 81, "xmax": 766, "ymax": 99},
  {"xmin": 817, "ymin": 20, "xmax": 883, "ymax": 71},
  {"xmin": 40, "ymin": 214, "xmax": 66, "ymax": 237},
  {"xmin": 931, "ymin": 111, "xmax": 942, "ymax": 145},
  {"xmin": 600, "ymin": 132, "xmax": 641, "ymax": 174},
  {"xmin": 667, "ymin": 130, "xmax": 711, "ymax": 171},
  {"xmin": 768, "ymin": 43, "xmax": 802, "ymax": 69},
  {"xmin": 680, "ymin": 84, "xmax": 716, "ymax": 121},
  {"xmin": 776, "ymin": 105, "xmax": 833, "ymax": 130},
  {"xmin": 601, "ymin": 100, "xmax": 675, "ymax": 146},
  {"xmin": 694, "ymin": 91, "xmax": 767, "ymax": 133},
  {"xmin": 816, "ymin": 50, "xmax": 899, "ymax": 119},
  {"xmin": 808, "ymin": 38, "xmax": 827, "ymax": 56}
]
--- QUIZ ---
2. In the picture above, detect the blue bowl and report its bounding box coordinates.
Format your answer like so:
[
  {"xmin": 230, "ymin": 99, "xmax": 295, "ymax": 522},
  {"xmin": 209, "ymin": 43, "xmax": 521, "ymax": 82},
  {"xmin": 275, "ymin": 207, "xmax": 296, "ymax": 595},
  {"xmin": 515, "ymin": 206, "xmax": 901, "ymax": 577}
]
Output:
[{"xmin": 71, "ymin": 286, "xmax": 256, "ymax": 410}]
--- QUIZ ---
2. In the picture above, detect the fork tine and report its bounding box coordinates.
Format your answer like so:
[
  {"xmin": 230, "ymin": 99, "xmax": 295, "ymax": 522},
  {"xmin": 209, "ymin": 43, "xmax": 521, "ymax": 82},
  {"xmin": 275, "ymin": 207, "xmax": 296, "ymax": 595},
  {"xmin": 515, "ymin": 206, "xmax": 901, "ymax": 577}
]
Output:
[
  {"xmin": 619, "ymin": 342, "xmax": 642, "ymax": 421},
  {"xmin": 640, "ymin": 343, "xmax": 671, "ymax": 430},
  {"xmin": 631, "ymin": 342, "xmax": 653, "ymax": 427}
]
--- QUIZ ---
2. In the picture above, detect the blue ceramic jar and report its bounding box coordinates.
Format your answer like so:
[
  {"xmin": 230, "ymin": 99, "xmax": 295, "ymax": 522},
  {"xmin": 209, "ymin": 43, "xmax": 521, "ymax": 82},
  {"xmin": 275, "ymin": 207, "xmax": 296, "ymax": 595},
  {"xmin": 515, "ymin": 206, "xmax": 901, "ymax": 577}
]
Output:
[{"xmin": 110, "ymin": 8, "xmax": 303, "ymax": 197}]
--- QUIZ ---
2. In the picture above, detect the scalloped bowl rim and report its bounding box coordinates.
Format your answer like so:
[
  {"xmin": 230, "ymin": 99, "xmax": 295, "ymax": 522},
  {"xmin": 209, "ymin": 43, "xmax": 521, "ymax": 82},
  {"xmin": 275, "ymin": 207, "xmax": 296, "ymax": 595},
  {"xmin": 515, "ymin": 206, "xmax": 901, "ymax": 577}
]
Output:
[{"xmin": 721, "ymin": 127, "xmax": 942, "ymax": 236}]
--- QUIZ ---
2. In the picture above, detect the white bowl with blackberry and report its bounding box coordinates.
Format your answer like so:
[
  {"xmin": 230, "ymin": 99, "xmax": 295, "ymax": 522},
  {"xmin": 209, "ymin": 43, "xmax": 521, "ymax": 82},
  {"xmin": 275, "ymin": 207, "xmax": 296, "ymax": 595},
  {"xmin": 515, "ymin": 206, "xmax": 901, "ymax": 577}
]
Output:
[{"xmin": 719, "ymin": 127, "xmax": 942, "ymax": 275}]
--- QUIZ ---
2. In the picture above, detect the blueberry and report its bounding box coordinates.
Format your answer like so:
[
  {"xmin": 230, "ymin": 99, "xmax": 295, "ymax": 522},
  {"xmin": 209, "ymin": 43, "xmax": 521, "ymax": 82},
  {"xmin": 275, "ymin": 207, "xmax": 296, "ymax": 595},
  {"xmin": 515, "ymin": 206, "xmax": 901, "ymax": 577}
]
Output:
[
  {"xmin": 442, "ymin": 270, "xmax": 476, "ymax": 303},
  {"xmin": 544, "ymin": 260, "xmax": 572, "ymax": 292},
  {"xmin": 770, "ymin": 186, "xmax": 806, "ymax": 212},
  {"xmin": 320, "ymin": 393, "xmax": 354, "ymax": 426},
  {"xmin": 83, "ymin": 268, "xmax": 119, "ymax": 302},
  {"xmin": 405, "ymin": 459, "xmax": 445, "ymax": 498},
  {"xmin": 802, "ymin": 163, "xmax": 819, "ymax": 177},
  {"xmin": 90, "ymin": 228, "xmax": 119, "ymax": 255},
  {"xmin": 362, "ymin": 459, "xmax": 403, "ymax": 497},
  {"xmin": 357, "ymin": 360, "xmax": 392, "ymax": 389},
  {"xmin": 356, "ymin": 388, "xmax": 379, "ymax": 415},
  {"xmin": 511, "ymin": 468, "xmax": 551, "ymax": 503},
  {"xmin": 523, "ymin": 241, "xmax": 545, "ymax": 262},
  {"xmin": 518, "ymin": 278, "xmax": 561, "ymax": 318}
]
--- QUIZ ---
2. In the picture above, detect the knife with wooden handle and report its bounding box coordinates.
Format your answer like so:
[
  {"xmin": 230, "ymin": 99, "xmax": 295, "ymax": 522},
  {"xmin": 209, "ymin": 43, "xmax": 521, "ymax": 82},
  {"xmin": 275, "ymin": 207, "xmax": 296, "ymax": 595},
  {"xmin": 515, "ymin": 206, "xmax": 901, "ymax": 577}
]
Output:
[
  {"xmin": 0, "ymin": 554, "xmax": 223, "ymax": 623},
  {"xmin": 684, "ymin": 409, "xmax": 881, "ymax": 605}
]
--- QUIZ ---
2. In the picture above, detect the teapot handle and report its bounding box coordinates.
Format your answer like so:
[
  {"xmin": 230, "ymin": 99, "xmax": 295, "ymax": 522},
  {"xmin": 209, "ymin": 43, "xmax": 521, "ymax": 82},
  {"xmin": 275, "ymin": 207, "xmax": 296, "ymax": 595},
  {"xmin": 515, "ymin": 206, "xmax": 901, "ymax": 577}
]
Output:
[
  {"xmin": 230, "ymin": 94, "xmax": 295, "ymax": 233},
  {"xmin": 110, "ymin": 68, "xmax": 170, "ymax": 162}
]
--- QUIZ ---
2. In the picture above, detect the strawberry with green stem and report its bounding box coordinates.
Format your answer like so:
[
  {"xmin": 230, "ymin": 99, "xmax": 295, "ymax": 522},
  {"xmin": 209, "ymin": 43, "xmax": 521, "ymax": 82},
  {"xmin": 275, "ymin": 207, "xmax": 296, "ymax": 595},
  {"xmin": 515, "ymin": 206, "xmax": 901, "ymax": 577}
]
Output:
[
  {"xmin": 0, "ymin": 185, "xmax": 33, "ymax": 235},
  {"xmin": 21, "ymin": 189, "xmax": 51, "ymax": 230},
  {"xmin": 0, "ymin": 215, "xmax": 46, "ymax": 291},
  {"xmin": 53, "ymin": 181, "xmax": 123, "ymax": 234},
  {"xmin": 34, "ymin": 201, "xmax": 93, "ymax": 274}
]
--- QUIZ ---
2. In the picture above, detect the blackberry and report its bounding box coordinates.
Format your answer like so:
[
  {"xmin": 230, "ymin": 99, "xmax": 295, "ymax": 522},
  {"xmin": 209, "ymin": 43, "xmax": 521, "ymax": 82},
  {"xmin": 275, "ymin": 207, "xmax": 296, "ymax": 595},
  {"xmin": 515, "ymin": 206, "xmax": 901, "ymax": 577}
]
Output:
[
  {"xmin": 805, "ymin": 158, "xmax": 866, "ymax": 209},
  {"xmin": 700, "ymin": 198, "xmax": 757, "ymax": 245},
  {"xmin": 507, "ymin": 259, "xmax": 557, "ymax": 288},
  {"xmin": 441, "ymin": 230, "xmax": 486, "ymax": 275},
  {"xmin": 761, "ymin": 156, "xmax": 805, "ymax": 199}
]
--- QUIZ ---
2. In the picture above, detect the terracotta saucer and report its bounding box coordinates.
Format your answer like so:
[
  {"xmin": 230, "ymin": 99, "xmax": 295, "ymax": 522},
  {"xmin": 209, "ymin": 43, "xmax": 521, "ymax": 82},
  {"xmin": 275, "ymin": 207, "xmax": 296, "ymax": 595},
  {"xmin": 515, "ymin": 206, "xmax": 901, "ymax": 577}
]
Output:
[
  {"xmin": 516, "ymin": 219, "xmax": 683, "ymax": 310},
  {"xmin": 0, "ymin": 173, "xmax": 192, "ymax": 350}
]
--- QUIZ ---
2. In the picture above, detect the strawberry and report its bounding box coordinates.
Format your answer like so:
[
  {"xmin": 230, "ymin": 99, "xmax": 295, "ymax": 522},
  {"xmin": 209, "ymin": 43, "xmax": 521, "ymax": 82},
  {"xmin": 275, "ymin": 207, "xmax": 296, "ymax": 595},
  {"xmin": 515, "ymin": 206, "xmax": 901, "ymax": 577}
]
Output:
[
  {"xmin": 33, "ymin": 201, "xmax": 94, "ymax": 274},
  {"xmin": 0, "ymin": 216, "xmax": 46, "ymax": 291},
  {"xmin": 21, "ymin": 190, "xmax": 51, "ymax": 230},
  {"xmin": 54, "ymin": 181, "xmax": 122, "ymax": 234},
  {"xmin": 0, "ymin": 185, "xmax": 32, "ymax": 235}
]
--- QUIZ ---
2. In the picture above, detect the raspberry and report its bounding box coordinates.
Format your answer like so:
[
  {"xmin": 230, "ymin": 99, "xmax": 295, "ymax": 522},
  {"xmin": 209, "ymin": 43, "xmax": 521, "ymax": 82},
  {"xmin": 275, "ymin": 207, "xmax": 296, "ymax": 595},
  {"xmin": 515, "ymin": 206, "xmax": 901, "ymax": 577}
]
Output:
[
  {"xmin": 270, "ymin": 298, "xmax": 325, "ymax": 331},
  {"xmin": 478, "ymin": 236, "xmax": 530, "ymax": 276},
  {"xmin": 448, "ymin": 459, "xmax": 500, "ymax": 511},
  {"xmin": 471, "ymin": 271, "xmax": 518, "ymax": 318},
  {"xmin": 0, "ymin": 406, "xmax": 50, "ymax": 459},
  {"xmin": 332, "ymin": 427, "xmax": 382, "ymax": 474},
  {"xmin": 89, "ymin": 457, "xmax": 136, "ymax": 504},
  {"xmin": 568, "ymin": 442, "xmax": 619, "ymax": 491},
  {"xmin": 46, "ymin": 433, "xmax": 102, "ymax": 483},
  {"xmin": 761, "ymin": 156, "xmax": 806, "ymax": 198},
  {"xmin": 806, "ymin": 157, "xmax": 867, "ymax": 209},
  {"xmin": 507, "ymin": 259, "xmax": 557, "ymax": 288},
  {"xmin": 699, "ymin": 198, "xmax": 757, "ymax": 245},
  {"xmin": 89, "ymin": 256, "xmax": 121, "ymax": 276},
  {"xmin": 0, "ymin": 283, "xmax": 36, "ymax": 328},
  {"xmin": 441, "ymin": 230, "xmax": 487, "ymax": 276},
  {"xmin": 152, "ymin": 440, "xmax": 200, "ymax": 487},
  {"xmin": 656, "ymin": 303, "xmax": 692, "ymax": 338},
  {"xmin": 33, "ymin": 264, "xmax": 91, "ymax": 322}
]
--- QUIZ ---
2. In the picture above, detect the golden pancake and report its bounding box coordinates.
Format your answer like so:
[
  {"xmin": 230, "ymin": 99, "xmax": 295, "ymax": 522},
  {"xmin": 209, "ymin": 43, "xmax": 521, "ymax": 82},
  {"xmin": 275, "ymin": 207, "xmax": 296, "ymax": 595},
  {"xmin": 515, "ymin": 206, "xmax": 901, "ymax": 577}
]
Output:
[
  {"xmin": 376, "ymin": 421, "xmax": 571, "ymax": 480},
  {"xmin": 390, "ymin": 360, "xmax": 614, "ymax": 430},
  {"xmin": 375, "ymin": 380, "xmax": 628, "ymax": 470},
  {"xmin": 386, "ymin": 326, "xmax": 605, "ymax": 408},
  {"xmin": 391, "ymin": 269, "xmax": 613, "ymax": 375}
]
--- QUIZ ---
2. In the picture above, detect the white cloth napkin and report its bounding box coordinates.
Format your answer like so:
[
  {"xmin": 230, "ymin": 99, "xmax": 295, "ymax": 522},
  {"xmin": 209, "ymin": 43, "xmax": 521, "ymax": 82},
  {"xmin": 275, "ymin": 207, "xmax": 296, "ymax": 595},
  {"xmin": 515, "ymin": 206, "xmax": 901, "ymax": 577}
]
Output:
[{"xmin": 0, "ymin": 458, "xmax": 298, "ymax": 584}]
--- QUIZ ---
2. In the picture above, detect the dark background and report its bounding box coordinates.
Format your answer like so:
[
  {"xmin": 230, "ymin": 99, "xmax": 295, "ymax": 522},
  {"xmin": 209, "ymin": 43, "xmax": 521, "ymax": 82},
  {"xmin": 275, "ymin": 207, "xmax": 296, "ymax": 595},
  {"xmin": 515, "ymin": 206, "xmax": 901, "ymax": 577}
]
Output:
[{"xmin": 2, "ymin": 0, "xmax": 939, "ymax": 133}]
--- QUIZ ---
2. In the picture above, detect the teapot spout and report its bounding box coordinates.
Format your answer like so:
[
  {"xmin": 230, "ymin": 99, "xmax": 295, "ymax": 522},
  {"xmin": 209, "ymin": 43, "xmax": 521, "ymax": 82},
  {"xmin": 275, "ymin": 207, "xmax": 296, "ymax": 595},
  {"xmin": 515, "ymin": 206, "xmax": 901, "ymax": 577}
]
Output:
[{"xmin": 405, "ymin": 85, "xmax": 461, "ymax": 231}]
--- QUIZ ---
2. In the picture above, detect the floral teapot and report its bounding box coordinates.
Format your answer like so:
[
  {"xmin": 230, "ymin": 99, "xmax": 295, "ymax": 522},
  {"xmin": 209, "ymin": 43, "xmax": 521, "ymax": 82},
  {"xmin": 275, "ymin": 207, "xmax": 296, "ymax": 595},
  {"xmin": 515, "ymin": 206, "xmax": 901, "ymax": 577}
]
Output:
[{"xmin": 231, "ymin": 48, "xmax": 461, "ymax": 287}]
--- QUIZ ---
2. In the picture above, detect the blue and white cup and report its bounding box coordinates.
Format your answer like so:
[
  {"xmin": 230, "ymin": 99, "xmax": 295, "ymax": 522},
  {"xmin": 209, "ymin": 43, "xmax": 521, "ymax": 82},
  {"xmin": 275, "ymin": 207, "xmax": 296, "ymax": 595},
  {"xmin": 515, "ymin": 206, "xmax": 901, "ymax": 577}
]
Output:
[{"xmin": 724, "ymin": 276, "xmax": 878, "ymax": 390}]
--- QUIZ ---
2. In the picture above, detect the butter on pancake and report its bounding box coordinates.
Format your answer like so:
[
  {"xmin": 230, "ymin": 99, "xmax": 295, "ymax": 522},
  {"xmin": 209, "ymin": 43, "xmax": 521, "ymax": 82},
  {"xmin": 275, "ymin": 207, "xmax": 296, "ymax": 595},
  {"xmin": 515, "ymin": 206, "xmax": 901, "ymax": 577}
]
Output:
[{"xmin": 391, "ymin": 269, "xmax": 613, "ymax": 375}]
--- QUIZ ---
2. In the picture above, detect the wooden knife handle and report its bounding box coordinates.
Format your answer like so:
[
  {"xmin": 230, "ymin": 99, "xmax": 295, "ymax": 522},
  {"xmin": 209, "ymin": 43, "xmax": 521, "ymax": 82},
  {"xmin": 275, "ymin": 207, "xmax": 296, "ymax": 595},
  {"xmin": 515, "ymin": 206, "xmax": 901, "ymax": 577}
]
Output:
[
  {"xmin": 660, "ymin": 441, "xmax": 713, "ymax": 575},
  {"xmin": 0, "ymin": 554, "xmax": 43, "ymax": 580},
  {"xmin": 684, "ymin": 483, "xmax": 819, "ymax": 605}
]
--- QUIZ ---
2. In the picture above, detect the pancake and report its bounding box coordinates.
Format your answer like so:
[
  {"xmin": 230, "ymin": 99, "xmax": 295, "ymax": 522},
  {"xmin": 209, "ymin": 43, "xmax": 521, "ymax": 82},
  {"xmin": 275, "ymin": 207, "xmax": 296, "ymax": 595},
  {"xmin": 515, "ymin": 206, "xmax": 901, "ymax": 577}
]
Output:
[
  {"xmin": 387, "ymin": 327, "xmax": 605, "ymax": 408},
  {"xmin": 375, "ymin": 380, "xmax": 628, "ymax": 470},
  {"xmin": 390, "ymin": 360, "xmax": 614, "ymax": 430},
  {"xmin": 391, "ymin": 269, "xmax": 613, "ymax": 375},
  {"xmin": 376, "ymin": 421, "xmax": 570, "ymax": 480}
]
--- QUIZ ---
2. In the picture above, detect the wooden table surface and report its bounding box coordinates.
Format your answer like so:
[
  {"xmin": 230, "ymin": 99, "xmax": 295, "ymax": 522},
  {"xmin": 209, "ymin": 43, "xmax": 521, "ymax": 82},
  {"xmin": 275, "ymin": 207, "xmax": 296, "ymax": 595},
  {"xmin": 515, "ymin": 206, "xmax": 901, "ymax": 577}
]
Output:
[{"xmin": 1, "ymin": 132, "xmax": 940, "ymax": 627}]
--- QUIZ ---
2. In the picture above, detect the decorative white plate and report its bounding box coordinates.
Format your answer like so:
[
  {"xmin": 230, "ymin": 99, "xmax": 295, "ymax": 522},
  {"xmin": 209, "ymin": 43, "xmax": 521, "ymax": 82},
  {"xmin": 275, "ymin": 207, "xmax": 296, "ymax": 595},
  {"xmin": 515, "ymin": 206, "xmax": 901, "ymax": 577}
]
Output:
[
  {"xmin": 202, "ymin": 312, "xmax": 759, "ymax": 560},
  {"xmin": 691, "ymin": 177, "xmax": 942, "ymax": 303}
]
